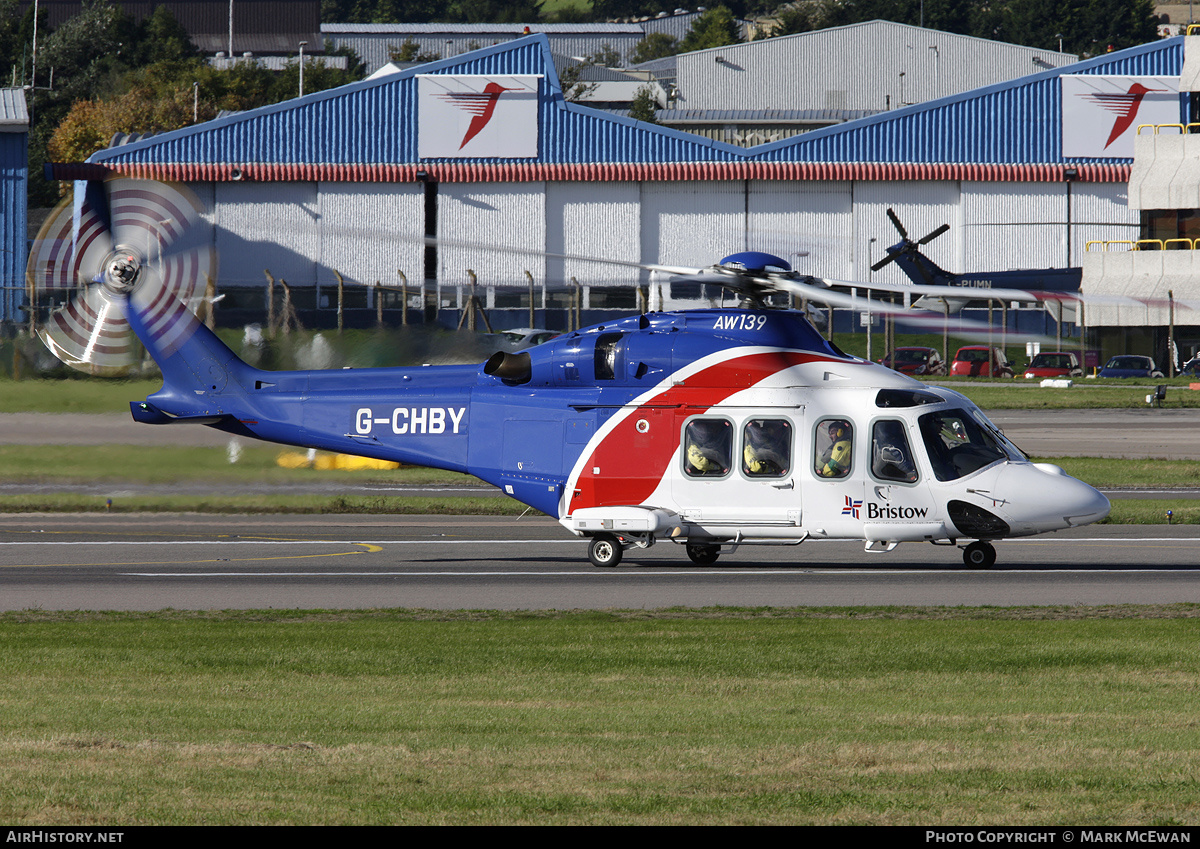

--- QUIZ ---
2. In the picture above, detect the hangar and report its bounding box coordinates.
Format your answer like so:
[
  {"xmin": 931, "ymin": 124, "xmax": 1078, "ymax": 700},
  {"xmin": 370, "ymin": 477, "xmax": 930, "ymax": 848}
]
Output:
[
  {"xmin": 43, "ymin": 31, "xmax": 1194, "ymax": 361},
  {"xmin": 1, "ymin": 88, "xmax": 28, "ymax": 326}
]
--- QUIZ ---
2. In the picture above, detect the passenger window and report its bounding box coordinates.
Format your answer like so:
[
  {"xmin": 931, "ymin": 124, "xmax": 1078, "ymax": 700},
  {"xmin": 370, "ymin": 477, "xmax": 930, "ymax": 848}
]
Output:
[
  {"xmin": 742, "ymin": 419, "xmax": 791, "ymax": 478},
  {"xmin": 683, "ymin": 418, "xmax": 732, "ymax": 477},
  {"xmin": 814, "ymin": 419, "xmax": 853, "ymax": 479},
  {"xmin": 872, "ymin": 420, "xmax": 919, "ymax": 483}
]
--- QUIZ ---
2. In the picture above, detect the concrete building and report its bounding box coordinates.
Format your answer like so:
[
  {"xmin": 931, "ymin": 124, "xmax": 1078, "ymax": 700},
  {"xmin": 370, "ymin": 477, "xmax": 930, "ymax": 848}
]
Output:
[{"xmin": 649, "ymin": 21, "xmax": 1080, "ymax": 145}]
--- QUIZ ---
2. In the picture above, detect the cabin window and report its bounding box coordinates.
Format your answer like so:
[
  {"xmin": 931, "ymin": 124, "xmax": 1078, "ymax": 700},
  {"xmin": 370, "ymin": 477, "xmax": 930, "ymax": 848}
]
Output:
[
  {"xmin": 683, "ymin": 418, "xmax": 732, "ymax": 478},
  {"xmin": 871, "ymin": 420, "xmax": 919, "ymax": 483},
  {"xmin": 918, "ymin": 410, "xmax": 1008, "ymax": 482},
  {"xmin": 814, "ymin": 418, "xmax": 853, "ymax": 479},
  {"xmin": 742, "ymin": 419, "xmax": 791, "ymax": 478}
]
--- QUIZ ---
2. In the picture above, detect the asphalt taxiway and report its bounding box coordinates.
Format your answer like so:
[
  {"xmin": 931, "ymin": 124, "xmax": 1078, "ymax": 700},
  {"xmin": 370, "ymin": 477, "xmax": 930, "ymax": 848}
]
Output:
[{"xmin": 2, "ymin": 513, "xmax": 1198, "ymax": 611}]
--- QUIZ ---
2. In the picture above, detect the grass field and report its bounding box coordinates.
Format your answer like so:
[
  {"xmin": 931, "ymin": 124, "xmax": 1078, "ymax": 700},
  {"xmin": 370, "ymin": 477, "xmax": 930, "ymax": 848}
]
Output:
[
  {"xmin": 4, "ymin": 367, "xmax": 1198, "ymax": 415},
  {"xmin": 0, "ymin": 607, "xmax": 1198, "ymax": 826}
]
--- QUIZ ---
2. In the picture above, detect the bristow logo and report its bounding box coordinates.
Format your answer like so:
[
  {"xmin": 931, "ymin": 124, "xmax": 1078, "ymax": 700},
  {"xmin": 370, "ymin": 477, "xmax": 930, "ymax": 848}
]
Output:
[
  {"xmin": 434, "ymin": 82, "xmax": 517, "ymax": 149},
  {"xmin": 866, "ymin": 503, "xmax": 929, "ymax": 520},
  {"xmin": 1083, "ymin": 83, "xmax": 1164, "ymax": 149},
  {"xmin": 838, "ymin": 498, "xmax": 931, "ymax": 520}
]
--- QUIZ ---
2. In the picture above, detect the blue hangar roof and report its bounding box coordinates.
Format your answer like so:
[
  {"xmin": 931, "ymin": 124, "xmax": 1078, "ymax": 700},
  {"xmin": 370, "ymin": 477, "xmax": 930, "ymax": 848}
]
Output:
[{"xmin": 61, "ymin": 33, "xmax": 1183, "ymax": 186}]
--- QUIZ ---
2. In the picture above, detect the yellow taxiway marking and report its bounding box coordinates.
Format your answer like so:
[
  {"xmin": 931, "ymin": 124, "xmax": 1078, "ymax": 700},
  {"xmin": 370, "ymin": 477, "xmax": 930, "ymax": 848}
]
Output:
[{"xmin": 0, "ymin": 542, "xmax": 382, "ymax": 568}]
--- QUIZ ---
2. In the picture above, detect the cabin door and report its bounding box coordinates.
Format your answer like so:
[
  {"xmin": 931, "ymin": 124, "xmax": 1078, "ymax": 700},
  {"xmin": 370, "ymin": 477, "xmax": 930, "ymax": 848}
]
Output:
[{"xmin": 672, "ymin": 408, "xmax": 803, "ymax": 528}]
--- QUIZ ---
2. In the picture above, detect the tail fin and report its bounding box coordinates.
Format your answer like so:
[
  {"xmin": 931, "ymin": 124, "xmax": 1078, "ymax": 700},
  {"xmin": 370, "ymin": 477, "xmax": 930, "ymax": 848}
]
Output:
[
  {"xmin": 892, "ymin": 250, "xmax": 956, "ymax": 287},
  {"xmin": 126, "ymin": 298, "xmax": 261, "ymax": 420}
]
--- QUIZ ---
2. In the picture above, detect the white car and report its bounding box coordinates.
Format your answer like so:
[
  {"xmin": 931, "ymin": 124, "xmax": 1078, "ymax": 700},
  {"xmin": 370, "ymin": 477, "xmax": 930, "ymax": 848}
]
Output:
[{"xmin": 493, "ymin": 328, "xmax": 561, "ymax": 352}]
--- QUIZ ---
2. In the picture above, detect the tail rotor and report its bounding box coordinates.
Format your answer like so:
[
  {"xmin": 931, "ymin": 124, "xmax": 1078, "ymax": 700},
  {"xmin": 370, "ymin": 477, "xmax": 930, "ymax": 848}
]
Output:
[{"xmin": 26, "ymin": 178, "xmax": 214, "ymax": 376}]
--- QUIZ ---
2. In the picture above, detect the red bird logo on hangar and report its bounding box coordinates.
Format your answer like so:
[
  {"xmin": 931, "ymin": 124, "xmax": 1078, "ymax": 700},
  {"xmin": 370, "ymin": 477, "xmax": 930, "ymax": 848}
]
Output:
[
  {"xmin": 1082, "ymin": 82, "xmax": 1165, "ymax": 149},
  {"xmin": 434, "ymin": 82, "xmax": 519, "ymax": 149}
]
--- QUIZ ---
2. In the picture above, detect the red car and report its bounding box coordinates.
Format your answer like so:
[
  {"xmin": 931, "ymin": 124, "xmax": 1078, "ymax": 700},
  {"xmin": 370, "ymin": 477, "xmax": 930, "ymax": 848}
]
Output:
[
  {"xmin": 950, "ymin": 346, "xmax": 1014, "ymax": 378},
  {"xmin": 1023, "ymin": 352, "xmax": 1083, "ymax": 379},
  {"xmin": 877, "ymin": 346, "xmax": 946, "ymax": 376}
]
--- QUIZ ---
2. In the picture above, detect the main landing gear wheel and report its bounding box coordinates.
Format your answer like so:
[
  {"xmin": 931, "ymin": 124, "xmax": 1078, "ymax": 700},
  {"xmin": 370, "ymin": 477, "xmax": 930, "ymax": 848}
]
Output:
[
  {"xmin": 963, "ymin": 541, "xmax": 997, "ymax": 569},
  {"xmin": 588, "ymin": 533, "xmax": 623, "ymax": 568},
  {"xmin": 686, "ymin": 544, "xmax": 720, "ymax": 565}
]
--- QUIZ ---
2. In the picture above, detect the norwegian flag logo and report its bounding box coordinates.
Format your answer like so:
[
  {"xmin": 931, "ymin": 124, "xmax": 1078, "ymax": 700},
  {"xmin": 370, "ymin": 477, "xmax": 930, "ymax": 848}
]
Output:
[{"xmin": 842, "ymin": 497, "xmax": 862, "ymax": 519}]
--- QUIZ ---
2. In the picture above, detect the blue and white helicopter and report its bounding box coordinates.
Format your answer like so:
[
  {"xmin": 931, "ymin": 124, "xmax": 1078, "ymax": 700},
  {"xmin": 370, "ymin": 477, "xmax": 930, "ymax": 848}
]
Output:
[{"xmin": 27, "ymin": 179, "xmax": 1111, "ymax": 569}]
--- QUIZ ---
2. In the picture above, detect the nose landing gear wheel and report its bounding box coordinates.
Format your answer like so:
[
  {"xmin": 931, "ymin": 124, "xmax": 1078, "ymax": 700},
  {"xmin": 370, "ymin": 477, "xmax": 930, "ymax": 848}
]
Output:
[
  {"xmin": 963, "ymin": 541, "xmax": 996, "ymax": 569},
  {"xmin": 686, "ymin": 544, "xmax": 720, "ymax": 565},
  {"xmin": 588, "ymin": 533, "xmax": 623, "ymax": 568}
]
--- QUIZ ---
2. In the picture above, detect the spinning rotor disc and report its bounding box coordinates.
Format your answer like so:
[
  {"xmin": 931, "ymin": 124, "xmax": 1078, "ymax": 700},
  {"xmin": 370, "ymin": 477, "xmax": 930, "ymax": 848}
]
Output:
[{"xmin": 26, "ymin": 178, "xmax": 214, "ymax": 376}]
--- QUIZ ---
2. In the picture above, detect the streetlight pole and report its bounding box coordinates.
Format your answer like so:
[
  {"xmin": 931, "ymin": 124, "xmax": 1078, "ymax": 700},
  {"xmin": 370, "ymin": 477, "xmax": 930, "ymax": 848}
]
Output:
[{"xmin": 298, "ymin": 41, "xmax": 307, "ymax": 97}]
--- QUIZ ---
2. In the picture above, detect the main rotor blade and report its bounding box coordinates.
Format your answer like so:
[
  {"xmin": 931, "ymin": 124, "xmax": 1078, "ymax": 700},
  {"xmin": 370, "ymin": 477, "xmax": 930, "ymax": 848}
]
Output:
[
  {"xmin": 870, "ymin": 252, "xmax": 899, "ymax": 273},
  {"xmin": 886, "ymin": 208, "xmax": 907, "ymax": 240},
  {"xmin": 917, "ymin": 223, "xmax": 950, "ymax": 246}
]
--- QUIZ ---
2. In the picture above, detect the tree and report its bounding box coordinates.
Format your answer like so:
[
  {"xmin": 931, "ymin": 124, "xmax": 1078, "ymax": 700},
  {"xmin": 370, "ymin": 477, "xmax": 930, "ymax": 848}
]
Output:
[
  {"xmin": 628, "ymin": 33, "xmax": 679, "ymax": 65},
  {"xmin": 389, "ymin": 38, "xmax": 441, "ymax": 63},
  {"xmin": 128, "ymin": 5, "xmax": 199, "ymax": 67},
  {"xmin": 678, "ymin": 6, "xmax": 745, "ymax": 53},
  {"xmin": 628, "ymin": 85, "xmax": 659, "ymax": 123},
  {"xmin": 763, "ymin": 4, "xmax": 820, "ymax": 38}
]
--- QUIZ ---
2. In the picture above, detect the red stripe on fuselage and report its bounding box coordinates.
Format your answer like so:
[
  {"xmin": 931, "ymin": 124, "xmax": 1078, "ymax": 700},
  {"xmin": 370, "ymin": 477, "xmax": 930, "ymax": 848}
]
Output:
[{"xmin": 568, "ymin": 350, "xmax": 836, "ymax": 512}]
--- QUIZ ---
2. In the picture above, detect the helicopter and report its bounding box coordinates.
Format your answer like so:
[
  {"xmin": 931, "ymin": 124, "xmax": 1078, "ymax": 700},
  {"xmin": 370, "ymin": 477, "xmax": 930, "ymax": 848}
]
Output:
[
  {"xmin": 873, "ymin": 207, "xmax": 1082, "ymax": 307},
  {"xmin": 25, "ymin": 178, "xmax": 1112, "ymax": 570}
]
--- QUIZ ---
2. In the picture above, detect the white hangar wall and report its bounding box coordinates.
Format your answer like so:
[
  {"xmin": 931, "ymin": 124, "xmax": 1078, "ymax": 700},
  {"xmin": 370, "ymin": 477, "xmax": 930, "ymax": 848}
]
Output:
[
  {"xmin": 181, "ymin": 177, "xmax": 1136, "ymax": 312},
  {"xmin": 190, "ymin": 181, "xmax": 426, "ymax": 293},
  {"xmin": 545, "ymin": 181, "xmax": 642, "ymax": 289}
]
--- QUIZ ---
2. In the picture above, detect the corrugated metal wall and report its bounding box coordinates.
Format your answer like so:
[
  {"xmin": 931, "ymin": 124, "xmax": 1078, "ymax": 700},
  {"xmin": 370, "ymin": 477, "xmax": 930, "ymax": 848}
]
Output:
[
  {"xmin": 215, "ymin": 182, "xmax": 318, "ymax": 287},
  {"xmin": 437, "ymin": 183, "xmax": 547, "ymax": 298},
  {"xmin": 0, "ymin": 130, "xmax": 27, "ymax": 324},
  {"xmin": 677, "ymin": 22, "xmax": 1077, "ymax": 113},
  {"xmin": 747, "ymin": 181, "xmax": 852, "ymax": 280},
  {"xmin": 750, "ymin": 38, "xmax": 1184, "ymax": 167},
  {"xmin": 326, "ymin": 27, "xmax": 644, "ymax": 76},
  {"xmin": 317, "ymin": 182, "xmax": 424, "ymax": 289},
  {"xmin": 545, "ymin": 181, "xmax": 641, "ymax": 287}
]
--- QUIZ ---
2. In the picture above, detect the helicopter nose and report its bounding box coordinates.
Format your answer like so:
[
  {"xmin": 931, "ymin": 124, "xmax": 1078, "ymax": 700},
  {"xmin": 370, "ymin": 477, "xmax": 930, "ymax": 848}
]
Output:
[{"xmin": 995, "ymin": 463, "xmax": 1110, "ymax": 533}]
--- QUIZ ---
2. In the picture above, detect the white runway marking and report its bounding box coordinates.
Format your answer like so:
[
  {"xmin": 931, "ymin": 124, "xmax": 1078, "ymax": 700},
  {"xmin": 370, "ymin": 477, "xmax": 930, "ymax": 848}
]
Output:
[{"xmin": 123, "ymin": 567, "xmax": 1200, "ymax": 578}]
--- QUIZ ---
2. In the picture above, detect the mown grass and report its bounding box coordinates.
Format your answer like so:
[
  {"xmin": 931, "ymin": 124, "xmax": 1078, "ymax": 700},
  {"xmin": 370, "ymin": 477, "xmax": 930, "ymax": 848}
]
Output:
[
  {"xmin": 5, "ymin": 366, "xmax": 1200, "ymax": 414},
  {"xmin": 0, "ymin": 443, "xmax": 473, "ymax": 486},
  {"xmin": 0, "ymin": 607, "xmax": 1197, "ymax": 825}
]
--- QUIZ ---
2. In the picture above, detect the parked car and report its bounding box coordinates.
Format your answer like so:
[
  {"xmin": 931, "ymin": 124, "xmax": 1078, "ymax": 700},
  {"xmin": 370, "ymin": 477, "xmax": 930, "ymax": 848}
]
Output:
[
  {"xmin": 877, "ymin": 346, "xmax": 945, "ymax": 376},
  {"xmin": 490, "ymin": 328, "xmax": 561, "ymax": 352},
  {"xmin": 1098, "ymin": 355, "xmax": 1164, "ymax": 379},
  {"xmin": 1023, "ymin": 352, "xmax": 1083, "ymax": 379},
  {"xmin": 950, "ymin": 346, "xmax": 1014, "ymax": 378}
]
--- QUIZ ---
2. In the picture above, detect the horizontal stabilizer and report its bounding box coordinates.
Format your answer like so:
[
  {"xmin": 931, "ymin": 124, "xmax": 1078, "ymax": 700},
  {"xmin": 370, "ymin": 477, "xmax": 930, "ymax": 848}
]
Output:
[{"xmin": 130, "ymin": 400, "xmax": 230, "ymax": 426}]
